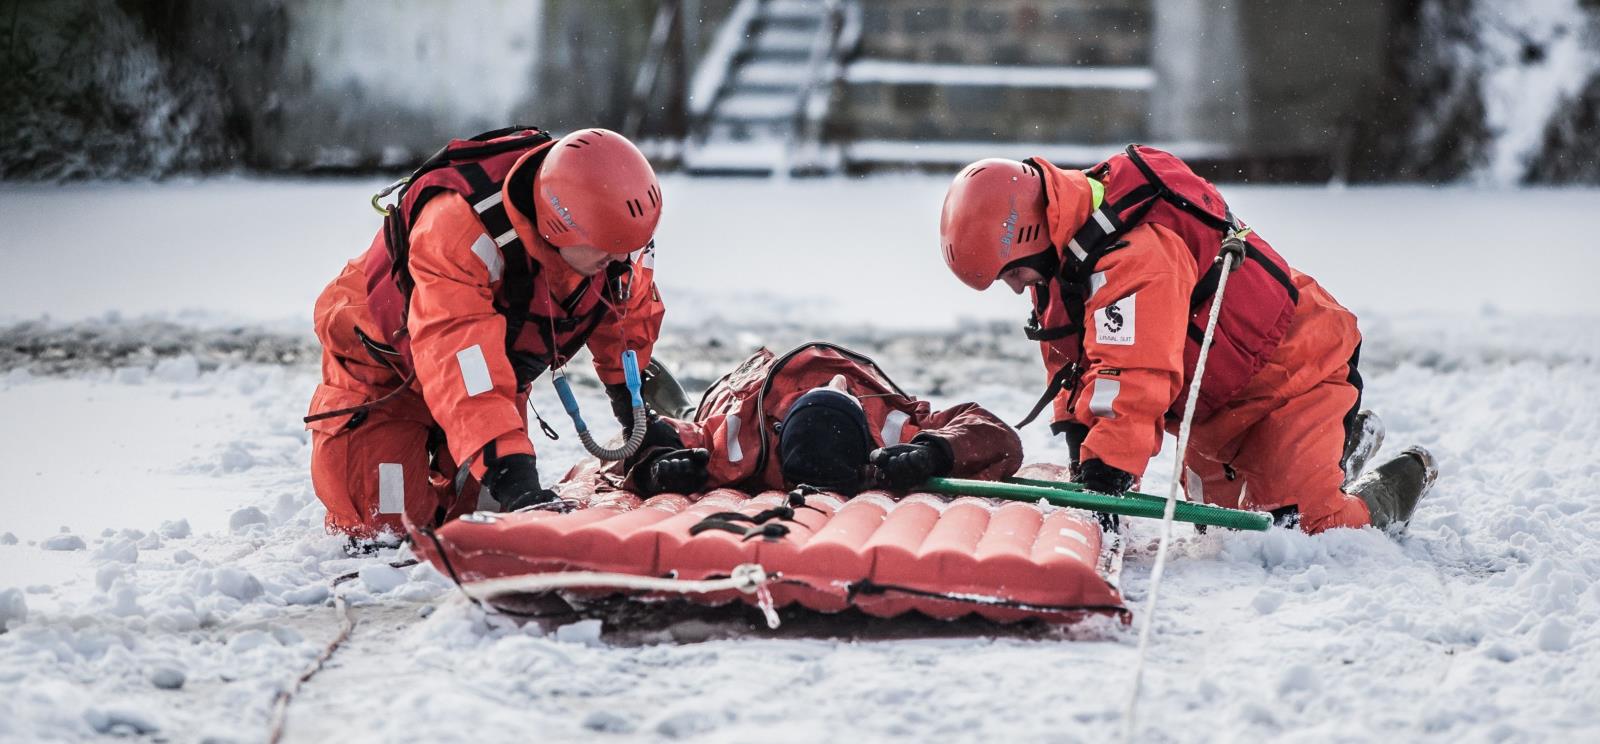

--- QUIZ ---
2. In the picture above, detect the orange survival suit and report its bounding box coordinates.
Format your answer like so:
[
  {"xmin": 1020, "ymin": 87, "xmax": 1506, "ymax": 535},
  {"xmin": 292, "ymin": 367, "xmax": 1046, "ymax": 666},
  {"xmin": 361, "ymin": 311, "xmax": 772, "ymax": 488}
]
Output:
[
  {"xmin": 305, "ymin": 129, "xmax": 664, "ymax": 538},
  {"xmin": 620, "ymin": 343, "xmax": 1023, "ymax": 492},
  {"xmin": 1024, "ymin": 147, "xmax": 1368, "ymax": 533}
]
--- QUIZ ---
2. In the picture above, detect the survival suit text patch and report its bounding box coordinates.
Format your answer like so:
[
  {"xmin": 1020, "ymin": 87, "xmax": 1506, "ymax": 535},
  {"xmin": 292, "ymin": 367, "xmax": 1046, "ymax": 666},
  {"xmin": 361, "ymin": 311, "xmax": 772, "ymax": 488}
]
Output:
[{"xmin": 1094, "ymin": 293, "xmax": 1136, "ymax": 346}]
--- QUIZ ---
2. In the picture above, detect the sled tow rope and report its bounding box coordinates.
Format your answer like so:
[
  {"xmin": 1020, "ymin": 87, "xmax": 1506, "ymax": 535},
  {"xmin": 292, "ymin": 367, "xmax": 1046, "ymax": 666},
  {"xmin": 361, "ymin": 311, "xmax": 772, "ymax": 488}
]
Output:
[
  {"xmin": 1123, "ymin": 229, "xmax": 1249, "ymax": 741},
  {"xmin": 266, "ymin": 559, "xmax": 414, "ymax": 744}
]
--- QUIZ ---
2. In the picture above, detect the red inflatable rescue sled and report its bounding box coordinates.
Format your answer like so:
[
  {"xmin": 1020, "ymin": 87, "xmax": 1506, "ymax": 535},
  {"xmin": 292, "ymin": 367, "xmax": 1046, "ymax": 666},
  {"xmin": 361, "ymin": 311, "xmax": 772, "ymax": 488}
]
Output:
[{"xmin": 412, "ymin": 464, "xmax": 1127, "ymax": 624}]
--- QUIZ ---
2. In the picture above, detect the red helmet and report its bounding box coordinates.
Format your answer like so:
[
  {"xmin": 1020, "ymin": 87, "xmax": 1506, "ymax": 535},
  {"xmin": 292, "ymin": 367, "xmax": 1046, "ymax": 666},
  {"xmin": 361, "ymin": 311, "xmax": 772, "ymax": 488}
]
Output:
[
  {"xmin": 534, "ymin": 129, "xmax": 662, "ymax": 254},
  {"xmin": 939, "ymin": 158, "xmax": 1051, "ymax": 290}
]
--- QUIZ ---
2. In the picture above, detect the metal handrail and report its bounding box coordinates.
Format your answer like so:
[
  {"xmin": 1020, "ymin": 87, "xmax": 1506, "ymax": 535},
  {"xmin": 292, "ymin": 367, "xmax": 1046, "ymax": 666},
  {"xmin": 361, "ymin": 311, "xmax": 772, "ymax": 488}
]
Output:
[
  {"xmin": 781, "ymin": 0, "xmax": 848, "ymax": 176},
  {"xmin": 623, "ymin": 0, "xmax": 681, "ymax": 140}
]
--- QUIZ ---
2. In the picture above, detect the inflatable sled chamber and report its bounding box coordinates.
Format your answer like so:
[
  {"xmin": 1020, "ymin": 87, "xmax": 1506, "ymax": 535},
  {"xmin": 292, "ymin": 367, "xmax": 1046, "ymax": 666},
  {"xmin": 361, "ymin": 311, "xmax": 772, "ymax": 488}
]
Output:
[{"xmin": 413, "ymin": 464, "xmax": 1128, "ymax": 624}]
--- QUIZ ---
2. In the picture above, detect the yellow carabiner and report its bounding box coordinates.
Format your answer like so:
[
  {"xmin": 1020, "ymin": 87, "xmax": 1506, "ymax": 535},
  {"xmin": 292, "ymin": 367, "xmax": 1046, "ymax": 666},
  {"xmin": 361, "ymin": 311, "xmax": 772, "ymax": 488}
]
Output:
[{"xmin": 369, "ymin": 176, "xmax": 411, "ymax": 216}]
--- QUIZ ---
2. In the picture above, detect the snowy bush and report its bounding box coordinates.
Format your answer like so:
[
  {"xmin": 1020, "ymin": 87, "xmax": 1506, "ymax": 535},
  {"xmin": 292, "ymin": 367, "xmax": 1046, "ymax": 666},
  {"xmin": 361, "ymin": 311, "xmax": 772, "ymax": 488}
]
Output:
[{"xmin": 0, "ymin": 0, "xmax": 237, "ymax": 180}]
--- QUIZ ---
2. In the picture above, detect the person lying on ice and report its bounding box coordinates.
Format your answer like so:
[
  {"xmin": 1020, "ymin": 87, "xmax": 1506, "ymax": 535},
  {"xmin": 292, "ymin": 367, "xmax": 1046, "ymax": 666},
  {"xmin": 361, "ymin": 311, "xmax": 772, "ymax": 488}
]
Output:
[
  {"xmin": 303, "ymin": 127, "xmax": 666, "ymax": 540},
  {"xmin": 937, "ymin": 146, "xmax": 1438, "ymax": 535},
  {"xmin": 611, "ymin": 342, "xmax": 1024, "ymax": 496}
]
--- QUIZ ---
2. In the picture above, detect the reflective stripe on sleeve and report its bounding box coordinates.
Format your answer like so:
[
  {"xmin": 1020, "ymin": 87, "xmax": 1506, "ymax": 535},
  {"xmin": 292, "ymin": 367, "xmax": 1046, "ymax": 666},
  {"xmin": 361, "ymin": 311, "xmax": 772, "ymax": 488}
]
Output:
[
  {"xmin": 880, "ymin": 410, "xmax": 910, "ymax": 446},
  {"xmin": 378, "ymin": 463, "xmax": 404, "ymax": 514},
  {"xmin": 456, "ymin": 344, "xmax": 494, "ymax": 397},
  {"xmin": 473, "ymin": 191, "xmax": 504, "ymax": 214},
  {"xmin": 724, "ymin": 414, "xmax": 745, "ymax": 463},
  {"xmin": 1088, "ymin": 271, "xmax": 1108, "ymax": 298},
  {"xmin": 470, "ymin": 233, "xmax": 504, "ymax": 283},
  {"xmin": 1088, "ymin": 378, "xmax": 1120, "ymax": 419}
]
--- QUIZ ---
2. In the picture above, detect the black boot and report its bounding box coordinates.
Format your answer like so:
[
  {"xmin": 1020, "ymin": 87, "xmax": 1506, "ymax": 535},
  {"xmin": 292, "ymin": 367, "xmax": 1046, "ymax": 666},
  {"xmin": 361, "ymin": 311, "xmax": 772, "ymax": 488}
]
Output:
[
  {"xmin": 642, "ymin": 358, "xmax": 696, "ymax": 419},
  {"xmin": 1348, "ymin": 446, "xmax": 1438, "ymax": 535},
  {"xmin": 1340, "ymin": 409, "xmax": 1385, "ymax": 489}
]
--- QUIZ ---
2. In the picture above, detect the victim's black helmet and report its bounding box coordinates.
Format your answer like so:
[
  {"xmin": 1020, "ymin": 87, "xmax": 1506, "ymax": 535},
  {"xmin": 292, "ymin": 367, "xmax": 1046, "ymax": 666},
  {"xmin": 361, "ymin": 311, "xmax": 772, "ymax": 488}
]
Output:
[{"xmin": 777, "ymin": 387, "xmax": 875, "ymax": 493}]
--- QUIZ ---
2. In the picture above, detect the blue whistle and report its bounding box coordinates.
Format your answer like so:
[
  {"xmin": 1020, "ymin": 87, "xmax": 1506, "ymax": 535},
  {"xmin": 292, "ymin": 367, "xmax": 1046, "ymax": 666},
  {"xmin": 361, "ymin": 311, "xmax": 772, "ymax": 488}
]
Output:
[
  {"xmin": 622, "ymin": 350, "xmax": 644, "ymax": 409},
  {"xmin": 552, "ymin": 371, "xmax": 587, "ymax": 434}
]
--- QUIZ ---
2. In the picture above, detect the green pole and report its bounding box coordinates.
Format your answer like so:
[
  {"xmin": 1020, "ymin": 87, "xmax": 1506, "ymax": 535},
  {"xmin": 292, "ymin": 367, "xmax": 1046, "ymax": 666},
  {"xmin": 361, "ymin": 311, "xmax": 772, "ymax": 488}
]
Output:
[{"xmin": 921, "ymin": 477, "xmax": 1271, "ymax": 532}]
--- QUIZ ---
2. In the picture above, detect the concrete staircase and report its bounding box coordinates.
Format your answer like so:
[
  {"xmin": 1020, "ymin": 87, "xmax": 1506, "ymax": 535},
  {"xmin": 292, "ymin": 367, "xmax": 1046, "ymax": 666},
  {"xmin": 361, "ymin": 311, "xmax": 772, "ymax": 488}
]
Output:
[{"xmin": 684, "ymin": 0, "xmax": 848, "ymax": 175}]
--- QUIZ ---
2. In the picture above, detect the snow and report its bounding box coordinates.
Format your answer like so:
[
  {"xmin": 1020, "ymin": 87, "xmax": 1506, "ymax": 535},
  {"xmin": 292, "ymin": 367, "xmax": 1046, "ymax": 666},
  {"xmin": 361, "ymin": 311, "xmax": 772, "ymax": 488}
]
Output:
[
  {"xmin": 1, "ymin": 176, "xmax": 1599, "ymax": 741},
  {"xmin": 845, "ymin": 60, "xmax": 1158, "ymax": 89}
]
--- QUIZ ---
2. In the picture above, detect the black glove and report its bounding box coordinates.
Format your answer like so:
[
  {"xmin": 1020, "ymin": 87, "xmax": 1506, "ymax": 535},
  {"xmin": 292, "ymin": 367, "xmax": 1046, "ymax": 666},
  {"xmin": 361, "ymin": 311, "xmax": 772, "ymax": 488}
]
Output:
[
  {"xmin": 1077, "ymin": 458, "xmax": 1134, "ymax": 495},
  {"xmin": 637, "ymin": 448, "xmax": 710, "ymax": 495},
  {"xmin": 870, "ymin": 437, "xmax": 955, "ymax": 491},
  {"xmin": 481, "ymin": 453, "xmax": 558, "ymax": 511}
]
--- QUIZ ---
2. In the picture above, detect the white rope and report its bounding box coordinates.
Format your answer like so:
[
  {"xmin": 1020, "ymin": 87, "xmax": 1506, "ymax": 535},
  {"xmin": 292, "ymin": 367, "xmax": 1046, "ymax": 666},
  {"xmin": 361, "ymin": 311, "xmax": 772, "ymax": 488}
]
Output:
[
  {"xmin": 1122, "ymin": 244, "xmax": 1244, "ymax": 741},
  {"xmin": 460, "ymin": 563, "xmax": 771, "ymax": 600}
]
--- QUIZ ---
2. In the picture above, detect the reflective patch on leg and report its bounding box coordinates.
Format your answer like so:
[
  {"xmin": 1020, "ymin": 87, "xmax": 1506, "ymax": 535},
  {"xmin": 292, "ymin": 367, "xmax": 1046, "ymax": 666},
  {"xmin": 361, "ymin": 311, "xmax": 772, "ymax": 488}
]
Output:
[
  {"xmin": 456, "ymin": 345, "xmax": 494, "ymax": 397},
  {"xmin": 880, "ymin": 410, "xmax": 910, "ymax": 446},
  {"xmin": 724, "ymin": 413, "xmax": 744, "ymax": 463},
  {"xmin": 1184, "ymin": 467, "xmax": 1205, "ymax": 504},
  {"xmin": 378, "ymin": 463, "xmax": 404, "ymax": 514},
  {"xmin": 1089, "ymin": 378, "xmax": 1121, "ymax": 419}
]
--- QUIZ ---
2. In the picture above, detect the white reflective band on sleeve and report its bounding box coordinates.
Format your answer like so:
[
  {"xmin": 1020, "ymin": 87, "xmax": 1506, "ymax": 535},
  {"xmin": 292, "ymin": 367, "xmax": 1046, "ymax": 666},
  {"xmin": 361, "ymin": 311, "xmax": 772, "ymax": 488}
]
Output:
[
  {"xmin": 493, "ymin": 229, "xmax": 518, "ymax": 248},
  {"xmin": 473, "ymin": 191, "xmax": 504, "ymax": 213},
  {"xmin": 470, "ymin": 233, "xmax": 504, "ymax": 283},
  {"xmin": 378, "ymin": 463, "xmax": 404, "ymax": 514},
  {"xmin": 1088, "ymin": 271, "xmax": 1108, "ymax": 298},
  {"xmin": 1067, "ymin": 238, "xmax": 1088, "ymax": 261},
  {"xmin": 456, "ymin": 345, "xmax": 494, "ymax": 397},
  {"xmin": 724, "ymin": 414, "xmax": 745, "ymax": 463},
  {"xmin": 1092, "ymin": 209, "xmax": 1115, "ymax": 233},
  {"xmin": 1089, "ymin": 378, "xmax": 1121, "ymax": 419},
  {"xmin": 880, "ymin": 410, "xmax": 910, "ymax": 446},
  {"xmin": 1184, "ymin": 467, "xmax": 1205, "ymax": 504}
]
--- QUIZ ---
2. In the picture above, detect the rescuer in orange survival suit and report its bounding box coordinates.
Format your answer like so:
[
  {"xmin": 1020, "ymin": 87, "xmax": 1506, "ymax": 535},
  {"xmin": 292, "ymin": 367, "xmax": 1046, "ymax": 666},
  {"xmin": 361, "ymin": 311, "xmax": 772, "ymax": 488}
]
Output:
[
  {"xmin": 613, "ymin": 343, "xmax": 1023, "ymax": 496},
  {"xmin": 938, "ymin": 147, "xmax": 1437, "ymax": 535},
  {"xmin": 304, "ymin": 128, "xmax": 666, "ymax": 540}
]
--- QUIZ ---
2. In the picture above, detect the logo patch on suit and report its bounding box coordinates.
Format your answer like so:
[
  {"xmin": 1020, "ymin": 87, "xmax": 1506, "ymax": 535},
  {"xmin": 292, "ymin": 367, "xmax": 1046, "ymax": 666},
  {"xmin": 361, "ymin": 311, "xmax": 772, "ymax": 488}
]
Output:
[{"xmin": 1094, "ymin": 293, "xmax": 1136, "ymax": 345}]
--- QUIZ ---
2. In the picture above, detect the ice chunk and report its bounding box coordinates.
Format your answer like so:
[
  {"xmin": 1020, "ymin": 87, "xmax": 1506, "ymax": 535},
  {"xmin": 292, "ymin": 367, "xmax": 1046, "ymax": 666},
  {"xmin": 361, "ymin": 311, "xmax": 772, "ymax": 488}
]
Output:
[
  {"xmin": 220, "ymin": 441, "xmax": 257, "ymax": 473},
  {"xmin": 554, "ymin": 618, "xmax": 604, "ymax": 646},
  {"xmin": 85, "ymin": 706, "xmax": 162, "ymax": 735},
  {"xmin": 42, "ymin": 534, "xmax": 87, "ymax": 551},
  {"xmin": 158, "ymin": 519, "xmax": 191, "ymax": 539},
  {"xmin": 151, "ymin": 354, "xmax": 199, "ymax": 383},
  {"xmin": 171, "ymin": 549, "xmax": 197, "ymax": 564},
  {"xmin": 0, "ymin": 588, "xmax": 26, "ymax": 630},
  {"xmin": 1251, "ymin": 589, "xmax": 1285, "ymax": 615},
  {"xmin": 358, "ymin": 563, "xmax": 407, "ymax": 594},
  {"xmin": 229, "ymin": 506, "xmax": 269, "ymax": 533},
  {"xmin": 212, "ymin": 567, "xmax": 264, "ymax": 601},
  {"xmin": 95, "ymin": 538, "xmax": 139, "ymax": 564},
  {"xmin": 281, "ymin": 584, "xmax": 331, "ymax": 606},
  {"xmin": 584, "ymin": 710, "xmax": 637, "ymax": 734},
  {"xmin": 1537, "ymin": 618, "xmax": 1571, "ymax": 652},
  {"xmin": 95, "ymin": 563, "xmax": 126, "ymax": 591},
  {"xmin": 149, "ymin": 663, "xmax": 186, "ymax": 690},
  {"xmin": 0, "ymin": 532, "xmax": 17, "ymax": 545}
]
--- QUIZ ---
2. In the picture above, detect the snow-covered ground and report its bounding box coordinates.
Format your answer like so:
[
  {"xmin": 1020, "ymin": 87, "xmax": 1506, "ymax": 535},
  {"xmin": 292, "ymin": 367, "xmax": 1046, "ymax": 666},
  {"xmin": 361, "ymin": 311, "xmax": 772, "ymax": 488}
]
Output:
[{"xmin": 1, "ymin": 177, "xmax": 1598, "ymax": 742}]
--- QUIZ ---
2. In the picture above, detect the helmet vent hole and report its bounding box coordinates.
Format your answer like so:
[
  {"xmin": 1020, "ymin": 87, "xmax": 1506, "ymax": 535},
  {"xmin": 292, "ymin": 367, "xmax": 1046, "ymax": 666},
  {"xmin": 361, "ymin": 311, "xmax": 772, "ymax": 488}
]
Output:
[
  {"xmin": 966, "ymin": 166, "xmax": 987, "ymax": 179},
  {"xmin": 646, "ymin": 186, "xmax": 658, "ymax": 208},
  {"xmin": 546, "ymin": 219, "xmax": 567, "ymax": 235}
]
